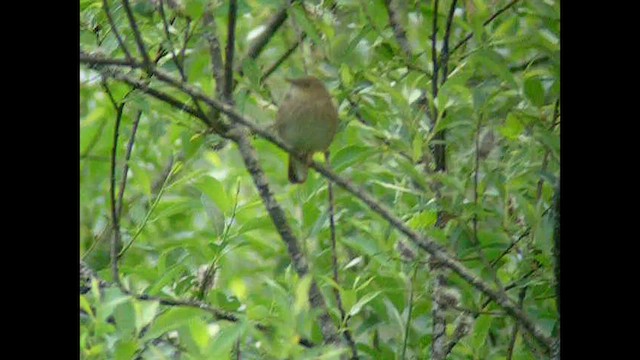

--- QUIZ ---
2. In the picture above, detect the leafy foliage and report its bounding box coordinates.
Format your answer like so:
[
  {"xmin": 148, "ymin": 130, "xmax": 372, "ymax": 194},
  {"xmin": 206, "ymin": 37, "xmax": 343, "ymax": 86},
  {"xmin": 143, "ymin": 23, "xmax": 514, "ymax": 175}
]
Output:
[{"xmin": 80, "ymin": 0, "xmax": 559, "ymax": 358}]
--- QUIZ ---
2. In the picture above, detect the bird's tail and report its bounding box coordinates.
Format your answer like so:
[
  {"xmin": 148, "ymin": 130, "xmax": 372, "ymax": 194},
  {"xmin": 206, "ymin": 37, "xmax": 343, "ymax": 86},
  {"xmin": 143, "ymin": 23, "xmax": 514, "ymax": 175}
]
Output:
[{"xmin": 288, "ymin": 154, "xmax": 311, "ymax": 184}]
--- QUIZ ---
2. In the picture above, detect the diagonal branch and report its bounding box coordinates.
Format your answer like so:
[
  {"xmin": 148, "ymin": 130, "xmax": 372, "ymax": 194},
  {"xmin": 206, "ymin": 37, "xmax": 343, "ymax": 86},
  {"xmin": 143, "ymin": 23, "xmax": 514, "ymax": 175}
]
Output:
[
  {"xmin": 234, "ymin": 2, "xmax": 297, "ymax": 85},
  {"xmin": 102, "ymin": 0, "xmax": 133, "ymax": 61},
  {"xmin": 121, "ymin": 0, "xmax": 151, "ymax": 67},
  {"xmin": 260, "ymin": 34, "xmax": 305, "ymax": 83},
  {"xmin": 447, "ymin": 0, "xmax": 522, "ymax": 59},
  {"xmin": 230, "ymin": 131, "xmax": 340, "ymax": 345},
  {"xmin": 79, "ymin": 53, "xmax": 556, "ymax": 353}
]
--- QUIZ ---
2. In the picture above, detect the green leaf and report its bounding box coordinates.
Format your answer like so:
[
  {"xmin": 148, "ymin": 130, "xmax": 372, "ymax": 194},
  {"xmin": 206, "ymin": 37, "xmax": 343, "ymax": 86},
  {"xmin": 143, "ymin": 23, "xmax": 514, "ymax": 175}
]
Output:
[
  {"xmin": 340, "ymin": 64, "xmax": 354, "ymax": 87},
  {"xmin": 294, "ymin": 275, "xmax": 313, "ymax": 314},
  {"xmin": 80, "ymin": 295, "xmax": 94, "ymax": 318},
  {"xmin": 331, "ymin": 145, "xmax": 375, "ymax": 172},
  {"xmin": 411, "ymin": 135, "xmax": 422, "ymax": 163},
  {"xmin": 499, "ymin": 113, "xmax": 524, "ymax": 141},
  {"xmin": 113, "ymin": 300, "xmax": 136, "ymax": 338},
  {"xmin": 348, "ymin": 291, "xmax": 382, "ymax": 317},
  {"xmin": 185, "ymin": 0, "xmax": 207, "ymax": 19},
  {"xmin": 524, "ymin": 76, "xmax": 545, "ymax": 107},
  {"xmin": 197, "ymin": 175, "xmax": 231, "ymax": 213},
  {"xmin": 189, "ymin": 317, "xmax": 211, "ymax": 352},
  {"xmin": 143, "ymin": 307, "xmax": 204, "ymax": 341},
  {"xmin": 472, "ymin": 315, "xmax": 493, "ymax": 349},
  {"xmin": 208, "ymin": 323, "xmax": 246, "ymax": 358},
  {"xmin": 114, "ymin": 340, "xmax": 138, "ymax": 360}
]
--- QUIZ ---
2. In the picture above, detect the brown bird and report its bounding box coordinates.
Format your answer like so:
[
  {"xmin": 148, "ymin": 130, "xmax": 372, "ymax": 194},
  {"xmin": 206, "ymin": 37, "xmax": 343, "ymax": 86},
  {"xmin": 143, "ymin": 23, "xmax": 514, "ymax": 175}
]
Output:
[{"xmin": 275, "ymin": 76, "xmax": 338, "ymax": 184}]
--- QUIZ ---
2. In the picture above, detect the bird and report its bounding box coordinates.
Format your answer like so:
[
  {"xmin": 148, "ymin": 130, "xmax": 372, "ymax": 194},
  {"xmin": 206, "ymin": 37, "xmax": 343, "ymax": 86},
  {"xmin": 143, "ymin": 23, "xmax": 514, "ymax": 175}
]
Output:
[{"xmin": 275, "ymin": 76, "xmax": 338, "ymax": 184}]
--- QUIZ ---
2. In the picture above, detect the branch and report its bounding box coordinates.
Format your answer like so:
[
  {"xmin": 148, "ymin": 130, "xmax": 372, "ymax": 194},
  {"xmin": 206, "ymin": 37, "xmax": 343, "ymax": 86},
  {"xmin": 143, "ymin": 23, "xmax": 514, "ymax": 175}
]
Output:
[
  {"xmin": 102, "ymin": 0, "xmax": 133, "ymax": 61},
  {"xmin": 158, "ymin": 0, "xmax": 187, "ymax": 81},
  {"xmin": 383, "ymin": 0, "xmax": 413, "ymax": 59},
  {"xmin": 224, "ymin": 0, "xmax": 238, "ymax": 102},
  {"xmin": 121, "ymin": 0, "xmax": 151, "ymax": 67},
  {"xmin": 448, "ymin": 0, "xmax": 522, "ymax": 59},
  {"xmin": 551, "ymin": 182, "xmax": 560, "ymax": 359},
  {"xmin": 401, "ymin": 266, "xmax": 418, "ymax": 359},
  {"xmin": 260, "ymin": 34, "xmax": 305, "ymax": 83},
  {"xmin": 440, "ymin": 0, "xmax": 458, "ymax": 85},
  {"xmin": 203, "ymin": 4, "xmax": 225, "ymax": 99},
  {"xmin": 428, "ymin": 3, "xmax": 449, "ymax": 359},
  {"xmin": 109, "ymin": 101, "xmax": 125, "ymax": 288},
  {"xmin": 242, "ymin": 4, "xmax": 291, "ymax": 63},
  {"xmin": 116, "ymin": 110, "xmax": 142, "ymax": 219},
  {"xmin": 230, "ymin": 130, "xmax": 340, "ymax": 345},
  {"xmin": 472, "ymin": 116, "xmax": 504, "ymax": 290},
  {"xmin": 80, "ymin": 261, "xmax": 316, "ymax": 348},
  {"xmin": 79, "ymin": 54, "xmax": 555, "ymax": 352},
  {"xmin": 506, "ymin": 287, "xmax": 527, "ymax": 360}
]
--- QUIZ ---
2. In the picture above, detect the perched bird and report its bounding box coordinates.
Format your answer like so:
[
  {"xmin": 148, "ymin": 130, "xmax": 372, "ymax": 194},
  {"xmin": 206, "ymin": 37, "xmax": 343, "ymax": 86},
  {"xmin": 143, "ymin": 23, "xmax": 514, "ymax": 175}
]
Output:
[{"xmin": 275, "ymin": 76, "xmax": 338, "ymax": 184}]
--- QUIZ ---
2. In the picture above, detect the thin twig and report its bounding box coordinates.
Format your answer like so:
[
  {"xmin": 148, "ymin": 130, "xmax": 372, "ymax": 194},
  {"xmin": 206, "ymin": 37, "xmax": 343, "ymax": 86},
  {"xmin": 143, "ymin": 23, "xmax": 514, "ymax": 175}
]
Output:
[
  {"xmin": 444, "ymin": 268, "xmax": 538, "ymax": 356},
  {"xmin": 81, "ymin": 260, "xmax": 316, "ymax": 348},
  {"xmin": 242, "ymin": 4, "xmax": 292, "ymax": 63},
  {"xmin": 118, "ymin": 160, "xmax": 174, "ymax": 256},
  {"xmin": 401, "ymin": 265, "xmax": 418, "ymax": 359},
  {"xmin": 260, "ymin": 35, "xmax": 305, "ymax": 83},
  {"xmin": 448, "ymin": 0, "xmax": 522, "ymax": 59},
  {"xmin": 234, "ymin": 2, "xmax": 296, "ymax": 87},
  {"xmin": 326, "ymin": 151, "xmax": 359, "ymax": 359},
  {"xmin": 440, "ymin": 0, "xmax": 458, "ymax": 85},
  {"xmin": 116, "ymin": 110, "xmax": 142, "ymax": 218},
  {"xmin": 79, "ymin": 54, "xmax": 556, "ymax": 353},
  {"xmin": 552, "ymin": 181, "xmax": 560, "ymax": 355},
  {"xmin": 536, "ymin": 98, "xmax": 560, "ymax": 200},
  {"xmin": 472, "ymin": 115, "xmax": 504, "ymax": 290},
  {"xmin": 159, "ymin": 0, "xmax": 186, "ymax": 80},
  {"xmin": 506, "ymin": 287, "xmax": 527, "ymax": 360},
  {"xmin": 109, "ymin": 101, "xmax": 125, "ymax": 288},
  {"xmin": 102, "ymin": 0, "xmax": 133, "ymax": 61},
  {"xmin": 197, "ymin": 182, "xmax": 241, "ymax": 300}
]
